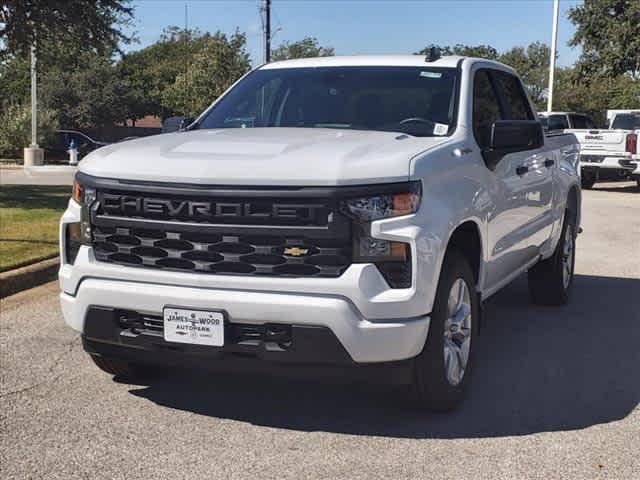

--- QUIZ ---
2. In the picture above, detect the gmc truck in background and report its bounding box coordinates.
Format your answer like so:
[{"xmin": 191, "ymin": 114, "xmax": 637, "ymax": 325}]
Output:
[
  {"xmin": 539, "ymin": 111, "xmax": 639, "ymax": 189},
  {"xmin": 60, "ymin": 56, "xmax": 581, "ymax": 411}
]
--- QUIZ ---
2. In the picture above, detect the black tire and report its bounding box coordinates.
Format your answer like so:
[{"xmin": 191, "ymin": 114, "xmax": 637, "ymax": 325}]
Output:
[
  {"xmin": 581, "ymin": 172, "xmax": 596, "ymax": 189},
  {"xmin": 90, "ymin": 354, "xmax": 163, "ymax": 379},
  {"xmin": 528, "ymin": 210, "xmax": 576, "ymax": 306},
  {"xmin": 411, "ymin": 249, "xmax": 479, "ymax": 412}
]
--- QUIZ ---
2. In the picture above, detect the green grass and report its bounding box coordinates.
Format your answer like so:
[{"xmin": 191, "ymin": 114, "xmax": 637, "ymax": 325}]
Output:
[{"xmin": 0, "ymin": 185, "xmax": 70, "ymax": 272}]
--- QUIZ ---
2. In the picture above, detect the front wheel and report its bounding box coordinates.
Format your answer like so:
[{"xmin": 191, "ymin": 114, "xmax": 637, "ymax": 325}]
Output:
[
  {"xmin": 411, "ymin": 249, "xmax": 479, "ymax": 412},
  {"xmin": 528, "ymin": 210, "xmax": 576, "ymax": 305}
]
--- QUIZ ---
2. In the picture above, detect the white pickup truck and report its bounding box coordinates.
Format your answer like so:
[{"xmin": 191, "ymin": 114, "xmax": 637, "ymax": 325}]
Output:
[
  {"xmin": 539, "ymin": 111, "xmax": 639, "ymax": 189},
  {"xmin": 59, "ymin": 55, "xmax": 581, "ymax": 411}
]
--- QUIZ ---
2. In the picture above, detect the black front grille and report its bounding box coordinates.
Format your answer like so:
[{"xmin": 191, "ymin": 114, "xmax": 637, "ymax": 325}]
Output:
[
  {"xmin": 93, "ymin": 225, "xmax": 350, "ymax": 277},
  {"xmin": 90, "ymin": 184, "xmax": 353, "ymax": 278}
]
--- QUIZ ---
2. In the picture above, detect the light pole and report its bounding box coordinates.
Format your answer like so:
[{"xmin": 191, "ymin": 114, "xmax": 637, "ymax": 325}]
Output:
[
  {"xmin": 547, "ymin": 0, "xmax": 560, "ymax": 113},
  {"xmin": 24, "ymin": 42, "xmax": 44, "ymax": 167},
  {"xmin": 263, "ymin": 0, "xmax": 271, "ymax": 63}
]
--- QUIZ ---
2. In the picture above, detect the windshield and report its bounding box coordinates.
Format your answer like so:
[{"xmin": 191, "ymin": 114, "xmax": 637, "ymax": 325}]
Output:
[
  {"xmin": 611, "ymin": 114, "xmax": 640, "ymax": 130},
  {"xmin": 195, "ymin": 66, "xmax": 459, "ymax": 137}
]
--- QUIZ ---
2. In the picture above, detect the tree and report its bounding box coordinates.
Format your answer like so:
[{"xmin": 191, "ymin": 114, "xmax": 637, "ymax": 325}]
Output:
[
  {"xmin": 40, "ymin": 53, "xmax": 129, "ymax": 129},
  {"xmin": 0, "ymin": 103, "xmax": 58, "ymax": 157},
  {"xmin": 568, "ymin": 0, "xmax": 640, "ymax": 79},
  {"xmin": 161, "ymin": 30, "xmax": 251, "ymax": 117},
  {"xmin": 0, "ymin": 55, "xmax": 29, "ymax": 107},
  {"xmin": 0, "ymin": 0, "xmax": 133, "ymax": 61},
  {"xmin": 416, "ymin": 44, "xmax": 498, "ymax": 60},
  {"xmin": 271, "ymin": 37, "xmax": 334, "ymax": 61},
  {"xmin": 118, "ymin": 26, "xmax": 214, "ymax": 119},
  {"xmin": 498, "ymin": 42, "xmax": 550, "ymax": 109},
  {"xmin": 554, "ymin": 67, "xmax": 640, "ymax": 126}
]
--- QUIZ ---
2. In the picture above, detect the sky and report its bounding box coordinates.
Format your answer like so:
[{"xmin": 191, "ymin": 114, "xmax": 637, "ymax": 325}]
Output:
[{"xmin": 124, "ymin": 0, "xmax": 583, "ymax": 67}]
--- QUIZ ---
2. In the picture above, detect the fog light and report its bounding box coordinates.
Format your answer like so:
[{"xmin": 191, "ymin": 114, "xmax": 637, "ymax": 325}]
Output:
[{"xmin": 355, "ymin": 236, "xmax": 408, "ymax": 262}]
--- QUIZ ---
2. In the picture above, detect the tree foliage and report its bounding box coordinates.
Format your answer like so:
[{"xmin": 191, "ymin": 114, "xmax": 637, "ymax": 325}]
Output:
[
  {"xmin": 0, "ymin": 103, "xmax": 58, "ymax": 157},
  {"xmin": 554, "ymin": 68, "xmax": 640, "ymax": 125},
  {"xmin": 161, "ymin": 30, "xmax": 251, "ymax": 117},
  {"xmin": 271, "ymin": 37, "xmax": 334, "ymax": 61},
  {"xmin": 416, "ymin": 44, "xmax": 498, "ymax": 60},
  {"xmin": 118, "ymin": 27, "xmax": 215, "ymax": 120},
  {"xmin": 0, "ymin": 0, "xmax": 134, "ymax": 62},
  {"xmin": 499, "ymin": 42, "xmax": 550, "ymax": 108},
  {"xmin": 40, "ymin": 53, "xmax": 131, "ymax": 129},
  {"xmin": 568, "ymin": 0, "xmax": 640, "ymax": 79}
]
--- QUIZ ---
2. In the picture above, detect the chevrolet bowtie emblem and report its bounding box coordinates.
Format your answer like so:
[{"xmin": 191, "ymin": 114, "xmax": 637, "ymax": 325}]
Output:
[{"xmin": 283, "ymin": 247, "xmax": 309, "ymax": 257}]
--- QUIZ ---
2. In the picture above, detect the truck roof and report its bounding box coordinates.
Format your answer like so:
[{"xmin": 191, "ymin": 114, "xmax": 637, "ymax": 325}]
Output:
[
  {"xmin": 259, "ymin": 55, "xmax": 515, "ymax": 72},
  {"xmin": 538, "ymin": 112, "xmax": 586, "ymax": 117}
]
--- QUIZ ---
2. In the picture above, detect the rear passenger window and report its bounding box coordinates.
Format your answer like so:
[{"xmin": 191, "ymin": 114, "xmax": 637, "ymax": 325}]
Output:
[
  {"xmin": 493, "ymin": 72, "xmax": 533, "ymax": 120},
  {"xmin": 473, "ymin": 70, "xmax": 503, "ymax": 149},
  {"xmin": 548, "ymin": 115, "xmax": 569, "ymax": 131},
  {"xmin": 570, "ymin": 114, "xmax": 596, "ymax": 129}
]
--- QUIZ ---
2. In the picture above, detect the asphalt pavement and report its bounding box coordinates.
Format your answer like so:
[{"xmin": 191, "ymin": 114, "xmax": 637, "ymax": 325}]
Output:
[{"xmin": 1, "ymin": 181, "xmax": 639, "ymax": 479}]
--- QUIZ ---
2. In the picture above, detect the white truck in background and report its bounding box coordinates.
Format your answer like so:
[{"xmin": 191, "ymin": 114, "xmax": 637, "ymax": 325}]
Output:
[{"xmin": 539, "ymin": 111, "xmax": 639, "ymax": 189}]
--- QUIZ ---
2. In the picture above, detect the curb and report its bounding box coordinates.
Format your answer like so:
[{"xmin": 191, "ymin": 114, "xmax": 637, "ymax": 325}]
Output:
[{"xmin": 0, "ymin": 257, "xmax": 60, "ymax": 298}]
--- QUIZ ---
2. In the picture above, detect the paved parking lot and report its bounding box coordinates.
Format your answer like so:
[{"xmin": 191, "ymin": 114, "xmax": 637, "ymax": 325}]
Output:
[{"xmin": 1, "ymin": 182, "xmax": 638, "ymax": 479}]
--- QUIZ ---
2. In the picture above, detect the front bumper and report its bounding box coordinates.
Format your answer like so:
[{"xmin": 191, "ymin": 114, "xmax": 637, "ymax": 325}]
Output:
[
  {"xmin": 60, "ymin": 198, "xmax": 437, "ymax": 364},
  {"xmin": 60, "ymin": 278, "xmax": 429, "ymax": 363}
]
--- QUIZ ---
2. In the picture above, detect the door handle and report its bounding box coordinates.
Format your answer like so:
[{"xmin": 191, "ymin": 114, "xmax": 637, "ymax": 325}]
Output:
[
  {"xmin": 516, "ymin": 165, "xmax": 529, "ymax": 176},
  {"xmin": 544, "ymin": 159, "xmax": 555, "ymax": 168}
]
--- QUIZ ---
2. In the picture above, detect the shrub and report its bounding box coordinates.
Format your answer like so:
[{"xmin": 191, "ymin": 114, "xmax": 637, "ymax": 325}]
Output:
[{"xmin": 0, "ymin": 103, "xmax": 59, "ymax": 160}]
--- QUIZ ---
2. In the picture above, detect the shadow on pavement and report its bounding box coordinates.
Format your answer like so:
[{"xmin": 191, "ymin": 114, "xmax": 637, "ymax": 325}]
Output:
[{"xmin": 129, "ymin": 273, "xmax": 640, "ymax": 439}]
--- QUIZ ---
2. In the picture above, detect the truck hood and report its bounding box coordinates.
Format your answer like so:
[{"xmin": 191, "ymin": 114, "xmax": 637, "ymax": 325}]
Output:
[{"xmin": 79, "ymin": 128, "xmax": 448, "ymax": 186}]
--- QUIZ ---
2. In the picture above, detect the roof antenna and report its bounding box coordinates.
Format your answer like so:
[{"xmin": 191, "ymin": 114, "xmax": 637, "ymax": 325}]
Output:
[{"xmin": 425, "ymin": 47, "xmax": 441, "ymax": 63}]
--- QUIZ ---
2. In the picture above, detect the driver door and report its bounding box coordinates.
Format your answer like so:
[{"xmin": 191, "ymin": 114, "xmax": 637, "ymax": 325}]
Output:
[{"xmin": 473, "ymin": 69, "xmax": 553, "ymax": 290}]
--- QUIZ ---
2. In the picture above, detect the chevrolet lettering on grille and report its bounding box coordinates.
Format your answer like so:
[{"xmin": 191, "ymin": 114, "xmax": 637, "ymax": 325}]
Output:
[{"xmin": 100, "ymin": 193, "xmax": 327, "ymax": 224}]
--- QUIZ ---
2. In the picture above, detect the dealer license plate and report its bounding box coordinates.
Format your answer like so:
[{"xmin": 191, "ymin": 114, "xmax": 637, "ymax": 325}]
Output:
[{"xmin": 163, "ymin": 307, "xmax": 224, "ymax": 346}]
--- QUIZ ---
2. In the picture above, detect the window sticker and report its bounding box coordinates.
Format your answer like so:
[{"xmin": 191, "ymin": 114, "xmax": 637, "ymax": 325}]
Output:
[
  {"xmin": 433, "ymin": 123, "xmax": 449, "ymax": 136},
  {"xmin": 419, "ymin": 71, "xmax": 442, "ymax": 79}
]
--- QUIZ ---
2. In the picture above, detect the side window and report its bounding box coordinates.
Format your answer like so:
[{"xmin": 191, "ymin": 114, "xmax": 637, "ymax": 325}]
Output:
[
  {"xmin": 493, "ymin": 71, "xmax": 534, "ymax": 120},
  {"xmin": 473, "ymin": 70, "xmax": 503, "ymax": 149},
  {"xmin": 548, "ymin": 115, "xmax": 569, "ymax": 131}
]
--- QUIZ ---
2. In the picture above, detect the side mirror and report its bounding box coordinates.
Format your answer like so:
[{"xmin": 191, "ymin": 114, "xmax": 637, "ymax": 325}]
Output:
[
  {"xmin": 482, "ymin": 120, "xmax": 544, "ymax": 170},
  {"xmin": 162, "ymin": 116, "xmax": 195, "ymax": 133},
  {"xmin": 179, "ymin": 117, "xmax": 195, "ymax": 130}
]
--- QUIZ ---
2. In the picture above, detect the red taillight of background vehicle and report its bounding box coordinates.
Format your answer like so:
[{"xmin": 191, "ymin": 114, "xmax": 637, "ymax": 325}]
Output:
[{"xmin": 626, "ymin": 133, "xmax": 638, "ymax": 154}]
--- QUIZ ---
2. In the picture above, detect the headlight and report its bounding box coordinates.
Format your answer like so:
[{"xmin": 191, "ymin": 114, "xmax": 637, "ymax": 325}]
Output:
[
  {"xmin": 341, "ymin": 182, "xmax": 420, "ymax": 288},
  {"xmin": 342, "ymin": 189, "xmax": 420, "ymax": 222},
  {"xmin": 66, "ymin": 178, "xmax": 96, "ymax": 263}
]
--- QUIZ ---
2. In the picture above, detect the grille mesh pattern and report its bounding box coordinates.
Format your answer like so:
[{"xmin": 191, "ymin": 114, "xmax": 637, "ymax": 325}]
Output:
[{"xmin": 93, "ymin": 225, "xmax": 350, "ymax": 277}]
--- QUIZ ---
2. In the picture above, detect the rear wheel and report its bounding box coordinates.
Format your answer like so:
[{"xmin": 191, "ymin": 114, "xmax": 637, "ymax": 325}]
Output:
[
  {"xmin": 90, "ymin": 354, "xmax": 164, "ymax": 379},
  {"xmin": 528, "ymin": 210, "xmax": 576, "ymax": 305},
  {"xmin": 411, "ymin": 249, "xmax": 479, "ymax": 412}
]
